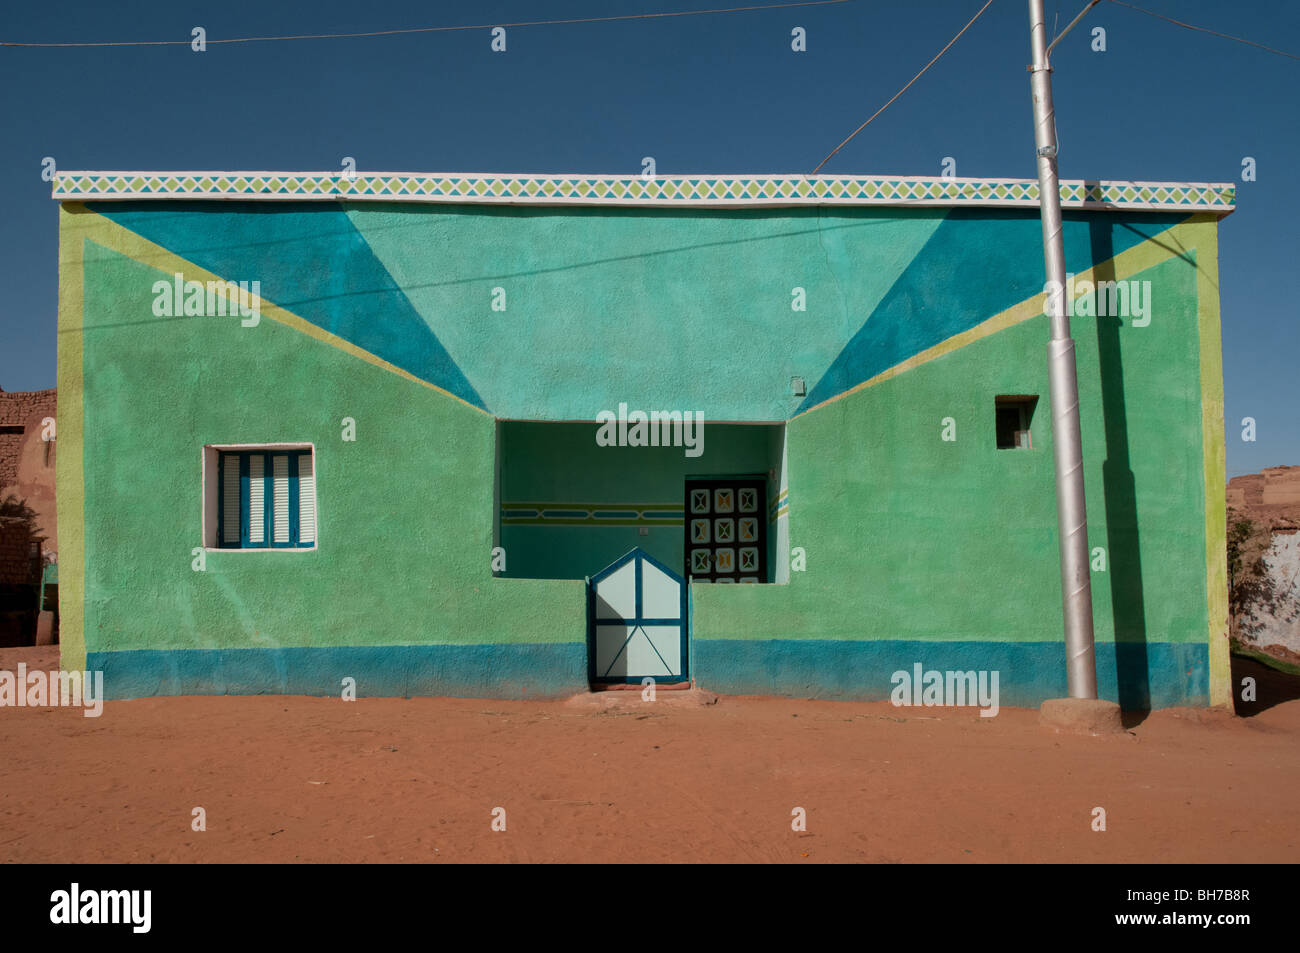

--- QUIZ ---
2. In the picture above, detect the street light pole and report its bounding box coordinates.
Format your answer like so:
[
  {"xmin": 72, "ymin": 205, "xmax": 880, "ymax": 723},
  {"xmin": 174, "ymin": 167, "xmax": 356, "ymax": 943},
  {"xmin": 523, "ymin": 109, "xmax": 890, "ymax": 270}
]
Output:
[{"xmin": 1028, "ymin": 0, "xmax": 1099, "ymax": 699}]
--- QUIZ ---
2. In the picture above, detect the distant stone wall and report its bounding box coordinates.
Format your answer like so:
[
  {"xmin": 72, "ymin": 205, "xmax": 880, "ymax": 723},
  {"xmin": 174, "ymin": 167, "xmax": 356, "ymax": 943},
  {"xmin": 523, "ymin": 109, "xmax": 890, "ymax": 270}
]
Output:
[
  {"xmin": 0, "ymin": 388, "xmax": 57, "ymax": 552},
  {"xmin": 1227, "ymin": 465, "xmax": 1300, "ymax": 515},
  {"xmin": 0, "ymin": 387, "xmax": 56, "ymax": 426}
]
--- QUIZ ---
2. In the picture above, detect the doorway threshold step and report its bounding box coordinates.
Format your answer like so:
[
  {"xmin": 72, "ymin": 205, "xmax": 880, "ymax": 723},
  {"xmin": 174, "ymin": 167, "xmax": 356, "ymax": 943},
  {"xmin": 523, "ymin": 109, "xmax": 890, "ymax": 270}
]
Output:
[{"xmin": 565, "ymin": 687, "xmax": 719, "ymax": 710}]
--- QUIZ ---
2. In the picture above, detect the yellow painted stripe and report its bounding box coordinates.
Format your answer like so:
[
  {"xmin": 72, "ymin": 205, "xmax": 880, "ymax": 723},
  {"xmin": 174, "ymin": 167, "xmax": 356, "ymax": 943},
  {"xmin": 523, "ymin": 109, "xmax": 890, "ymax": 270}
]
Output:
[
  {"xmin": 502, "ymin": 502, "xmax": 683, "ymax": 510},
  {"xmin": 794, "ymin": 219, "xmax": 1206, "ymax": 419},
  {"xmin": 502, "ymin": 518, "xmax": 683, "ymax": 526},
  {"xmin": 1184, "ymin": 214, "xmax": 1231, "ymax": 707},
  {"xmin": 66, "ymin": 209, "xmax": 489, "ymax": 415},
  {"xmin": 56, "ymin": 206, "xmax": 89, "ymax": 671}
]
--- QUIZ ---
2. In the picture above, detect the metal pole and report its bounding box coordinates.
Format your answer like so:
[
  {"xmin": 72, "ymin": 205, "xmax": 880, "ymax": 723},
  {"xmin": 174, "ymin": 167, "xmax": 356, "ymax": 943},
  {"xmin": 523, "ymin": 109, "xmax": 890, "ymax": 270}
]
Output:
[{"xmin": 1028, "ymin": 0, "xmax": 1098, "ymax": 698}]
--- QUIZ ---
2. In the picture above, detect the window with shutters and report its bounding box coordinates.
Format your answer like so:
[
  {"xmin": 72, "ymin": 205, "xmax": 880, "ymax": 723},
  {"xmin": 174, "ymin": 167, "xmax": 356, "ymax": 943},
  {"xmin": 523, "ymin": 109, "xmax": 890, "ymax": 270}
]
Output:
[{"xmin": 204, "ymin": 445, "xmax": 317, "ymax": 550}]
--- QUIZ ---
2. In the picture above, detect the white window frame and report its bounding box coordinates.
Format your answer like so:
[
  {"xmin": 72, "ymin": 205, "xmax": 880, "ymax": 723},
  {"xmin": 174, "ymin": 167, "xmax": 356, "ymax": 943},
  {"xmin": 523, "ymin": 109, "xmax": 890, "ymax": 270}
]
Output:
[{"xmin": 201, "ymin": 443, "xmax": 319, "ymax": 552}]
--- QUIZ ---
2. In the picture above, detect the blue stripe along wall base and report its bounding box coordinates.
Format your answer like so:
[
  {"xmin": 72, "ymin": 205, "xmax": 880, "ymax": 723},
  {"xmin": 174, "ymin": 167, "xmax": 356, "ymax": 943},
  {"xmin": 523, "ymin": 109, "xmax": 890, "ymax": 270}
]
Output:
[
  {"xmin": 691, "ymin": 640, "xmax": 1209, "ymax": 709},
  {"xmin": 88, "ymin": 645, "xmax": 588, "ymax": 700},
  {"xmin": 90, "ymin": 640, "xmax": 1206, "ymax": 708}
]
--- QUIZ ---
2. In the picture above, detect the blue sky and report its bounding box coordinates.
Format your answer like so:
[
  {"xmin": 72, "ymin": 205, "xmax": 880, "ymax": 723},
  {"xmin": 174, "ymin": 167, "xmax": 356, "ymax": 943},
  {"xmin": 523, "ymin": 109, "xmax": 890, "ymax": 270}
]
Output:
[{"xmin": 0, "ymin": 0, "xmax": 1295, "ymax": 476}]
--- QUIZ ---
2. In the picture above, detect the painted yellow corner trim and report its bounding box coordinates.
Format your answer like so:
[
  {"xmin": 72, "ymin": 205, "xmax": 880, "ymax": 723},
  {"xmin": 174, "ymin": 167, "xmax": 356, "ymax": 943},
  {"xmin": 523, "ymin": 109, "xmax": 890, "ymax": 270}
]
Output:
[
  {"xmin": 56, "ymin": 206, "xmax": 88, "ymax": 672},
  {"xmin": 1182, "ymin": 214, "xmax": 1231, "ymax": 707}
]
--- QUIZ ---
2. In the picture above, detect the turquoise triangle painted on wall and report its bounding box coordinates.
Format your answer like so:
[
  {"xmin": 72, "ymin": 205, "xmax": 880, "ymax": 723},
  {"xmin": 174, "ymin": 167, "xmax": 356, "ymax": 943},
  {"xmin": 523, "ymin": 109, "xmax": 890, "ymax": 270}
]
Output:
[{"xmin": 90, "ymin": 202, "xmax": 486, "ymax": 410}]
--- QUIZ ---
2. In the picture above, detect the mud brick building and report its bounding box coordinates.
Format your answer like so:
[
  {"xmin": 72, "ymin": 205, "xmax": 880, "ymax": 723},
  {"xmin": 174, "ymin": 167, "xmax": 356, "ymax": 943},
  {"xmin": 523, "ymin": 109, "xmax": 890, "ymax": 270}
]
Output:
[
  {"xmin": 0, "ymin": 387, "xmax": 56, "ymax": 644},
  {"xmin": 0, "ymin": 387, "xmax": 57, "ymax": 535}
]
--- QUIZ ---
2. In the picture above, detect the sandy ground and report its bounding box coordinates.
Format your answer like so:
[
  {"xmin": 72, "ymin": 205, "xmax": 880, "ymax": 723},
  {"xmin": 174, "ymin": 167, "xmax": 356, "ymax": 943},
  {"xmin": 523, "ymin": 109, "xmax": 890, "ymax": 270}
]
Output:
[{"xmin": 1, "ymin": 645, "xmax": 1298, "ymax": 863}]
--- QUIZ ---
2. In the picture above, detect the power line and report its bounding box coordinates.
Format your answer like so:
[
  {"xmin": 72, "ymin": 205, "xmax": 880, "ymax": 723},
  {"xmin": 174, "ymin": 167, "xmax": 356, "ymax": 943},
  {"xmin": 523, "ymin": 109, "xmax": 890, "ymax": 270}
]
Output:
[
  {"xmin": 811, "ymin": 0, "xmax": 996, "ymax": 174},
  {"xmin": 0, "ymin": 0, "xmax": 854, "ymax": 48},
  {"xmin": 1045, "ymin": 0, "xmax": 1099, "ymax": 57},
  {"xmin": 1106, "ymin": 0, "xmax": 1300, "ymax": 62}
]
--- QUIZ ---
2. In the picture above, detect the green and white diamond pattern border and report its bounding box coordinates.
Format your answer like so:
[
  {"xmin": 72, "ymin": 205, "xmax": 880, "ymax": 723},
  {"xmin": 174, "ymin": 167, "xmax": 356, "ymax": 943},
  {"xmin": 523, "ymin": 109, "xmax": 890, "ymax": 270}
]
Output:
[{"xmin": 51, "ymin": 172, "xmax": 1235, "ymax": 213}]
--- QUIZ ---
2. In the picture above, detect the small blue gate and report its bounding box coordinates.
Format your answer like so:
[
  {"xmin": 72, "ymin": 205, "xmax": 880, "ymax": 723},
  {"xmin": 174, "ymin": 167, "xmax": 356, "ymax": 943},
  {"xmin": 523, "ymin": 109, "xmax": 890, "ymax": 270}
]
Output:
[{"xmin": 587, "ymin": 548, "xmax": 689, "ymax": 684}]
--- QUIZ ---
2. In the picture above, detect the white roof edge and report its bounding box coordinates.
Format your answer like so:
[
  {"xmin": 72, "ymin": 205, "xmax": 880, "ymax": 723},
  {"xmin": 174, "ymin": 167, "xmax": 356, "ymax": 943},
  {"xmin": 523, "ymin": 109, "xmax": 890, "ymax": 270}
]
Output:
[{"xmin": 50, "ymin": 171, "xmax": 1236, "ymax": 214}]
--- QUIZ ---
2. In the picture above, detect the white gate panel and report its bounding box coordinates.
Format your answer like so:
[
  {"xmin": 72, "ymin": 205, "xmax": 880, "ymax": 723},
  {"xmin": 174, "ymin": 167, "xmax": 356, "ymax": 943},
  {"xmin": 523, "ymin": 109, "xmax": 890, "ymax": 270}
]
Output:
[
  {"xmin": 641, "ymin": 561, "xmax": 682, "ymax": 620},
  {"xmin": 594, "ymin": 624, "xmax": 635, "ymax": 678},
  {"xmin": 595, "ymin": 561, "xmax": 636, "ymax": 619},
  {"xmin": 588, "ymin": 549, "xmax": 688, "ymax": 683}
]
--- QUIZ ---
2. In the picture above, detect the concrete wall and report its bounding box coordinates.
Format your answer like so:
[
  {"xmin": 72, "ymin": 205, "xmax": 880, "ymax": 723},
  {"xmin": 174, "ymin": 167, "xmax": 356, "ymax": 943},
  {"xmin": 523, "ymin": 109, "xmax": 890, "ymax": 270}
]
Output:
[
  {"xmin": 57, "ymin": 200, "xmax": 1228, "ymax": 706},
  {"xmin": 1227, "ymin": 466, "xmax": 1300, "ymax": 654},
  {"xmin": 694, "ymin": 244, "xmax": 1221, "ymax": 708},
  {"xmin": 58, "ymin": 208, "xmax": 584, "ymax": 699}
]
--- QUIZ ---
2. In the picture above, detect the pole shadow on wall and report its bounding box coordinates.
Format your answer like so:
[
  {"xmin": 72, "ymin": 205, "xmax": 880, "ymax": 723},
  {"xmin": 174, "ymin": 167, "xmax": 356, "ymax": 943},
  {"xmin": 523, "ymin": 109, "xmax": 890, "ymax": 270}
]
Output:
[{"xmin": 1087, "ymin": 213, "xmax": 1149, "ymax": 721}]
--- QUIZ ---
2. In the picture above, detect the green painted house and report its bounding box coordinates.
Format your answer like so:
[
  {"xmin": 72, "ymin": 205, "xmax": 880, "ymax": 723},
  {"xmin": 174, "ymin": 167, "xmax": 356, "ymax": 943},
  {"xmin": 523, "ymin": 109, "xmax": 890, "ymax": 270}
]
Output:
[{"xmin": 53, "ymin": 171, "xmax": 1233, "ymax": 708}]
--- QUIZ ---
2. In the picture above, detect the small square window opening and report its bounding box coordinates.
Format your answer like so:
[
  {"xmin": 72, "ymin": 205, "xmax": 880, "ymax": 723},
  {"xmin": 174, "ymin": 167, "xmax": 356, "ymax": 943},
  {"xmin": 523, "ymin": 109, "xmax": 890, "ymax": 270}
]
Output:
[{"xmin": 995, "ymin": 396, "xmax": 1038, "ymax": 450}]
